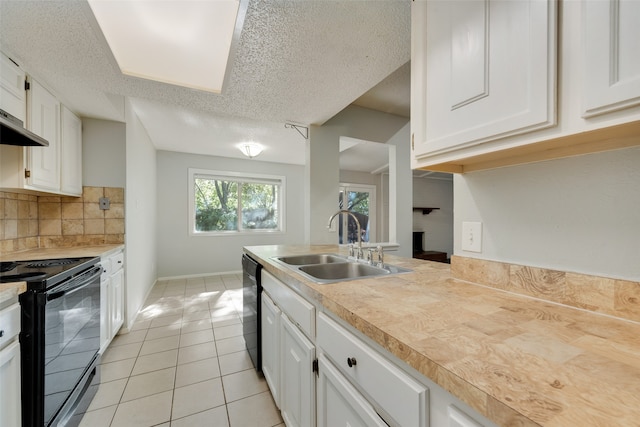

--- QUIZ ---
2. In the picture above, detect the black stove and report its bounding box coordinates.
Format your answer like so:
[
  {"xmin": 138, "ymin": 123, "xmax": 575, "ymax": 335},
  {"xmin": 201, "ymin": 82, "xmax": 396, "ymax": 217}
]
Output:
[{"xmin": 0, "ymin": 257, "xmax": 99, "ymax": 290}]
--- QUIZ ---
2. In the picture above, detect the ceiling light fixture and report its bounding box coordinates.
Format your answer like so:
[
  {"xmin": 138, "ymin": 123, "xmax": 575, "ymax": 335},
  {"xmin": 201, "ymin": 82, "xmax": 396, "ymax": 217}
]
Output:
[
  {"xmin": 87, "ymin": 0, "xmax": 247, "ymax": 93},
  {"xmin": 239, "ymin": 142, "xmax": 263, "ymax": 159}
]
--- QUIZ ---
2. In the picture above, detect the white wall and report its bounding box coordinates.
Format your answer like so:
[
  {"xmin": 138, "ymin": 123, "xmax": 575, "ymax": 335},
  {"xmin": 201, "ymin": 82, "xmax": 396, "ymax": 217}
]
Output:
[
  {"xmin": 454, "ymin": 147, "xmax": 640, "ymax": 281},
  {"xmin": 156, "ymin": 150, "xmax": 306, "ymax": 277},
  {"xmin": 413, "ymin": 176, "xmax": 453, "ymax": 256},
  {"xmin": 387, "ymin": 123, "xmax": 412, "ymax": 258},
  {"xmin": 82, "ymin": 118, "xmax": 126, "ymax": 187},
  {"xmin": 124, "ymin": 100, "xmax": 157, "ymax": 328}
]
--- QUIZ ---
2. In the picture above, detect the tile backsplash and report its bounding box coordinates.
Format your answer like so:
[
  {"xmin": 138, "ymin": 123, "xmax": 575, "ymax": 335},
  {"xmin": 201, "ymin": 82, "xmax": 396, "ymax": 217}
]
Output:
[{"xmin": 0, "ymin": 186, "xmax": 124, "ymax": 253}]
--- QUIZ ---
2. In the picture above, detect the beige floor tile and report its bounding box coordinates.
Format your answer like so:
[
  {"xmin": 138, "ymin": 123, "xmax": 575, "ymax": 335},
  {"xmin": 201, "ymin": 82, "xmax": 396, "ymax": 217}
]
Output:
[
  {"xmin": 216, "ymin": 336, "xmax": 246, "ymax": 356},
  {"xmin": 218, "ymin": 350, "xmax": 254, "ymax": 376},
  {"xmin": 149, "ymin": 313, "xmax": 183, "ymax": 329},
  {"xmin": 87, "ymin": 378, "xmax": 127, "ymax": 411},
  {"xmin": 181, "ymin": 319, "xmax": 213, "ymax": 334},
  {"xmin": 131, "ymin": 349, "xmax": 178, "ymax": 376},
  {"xmin": 171, "ymin": 406, "xmax": 229, "ymax": 427},
  {"xmin": 101, "ymin": 342, "xmax": 142, "ymax": 364},
  {"xmin": 214, "ymin": 323, "xmax": 243, "ymax": 340},
  {"xmin": 178, "ymin": 341, "xmax": 217, "ymax": 365},
  {"xmin": 211, "ymin": 316, "xmax": 241, "ymax": 328},
  {"xmin": 211, "ymin": 305, "xmax": 238, "ymax": 319},
  {"xmin": 144, "ymin": 323, "xmax": 182, "ymax": 341},
  {"xmin": 175, "ymin": 357, "xmax": 221, "ymax": 388},
  {"xmin": 77, "ymin": 404, "xmax": 117, "ymax": 427},
  {"xmin": 172, "ymin": 378, "xmax": 225, "ymax": 420},
  {"xmin": 227, "ymin": 391, "xmax": 283, "ymax": 427},
  {"xmin": 222, "ymin": 369, "xmax": 269, "ymax": 403},
  {"xmin": 121, "ymin": 367, "xmax": 176, "ymax": 402},
  {"xmin": 205, "ymin": 283, "xmax": 226, "ymax": 292},
  {"xmin": 110, "ymin": 390, "xmax": 173, "ymax": 427},
  {"xmin": 183, "ymin": 300, "xmax": 210, "ymax": 313},
  {"xmin": 180, "ymin": 329, "xmax": 214, "ymax": 347},
  {"xmin": 182, "ymin": 310, "xmax": 211, "ymax": 322},
  {"xmin": 109, "ymin": 330, "xmax": 147, "ymax": 347},
  {"xmin": 139, "ymin": 335, "xmax": 180, "ymax": 356},
  {"xmin": 100, "ymin": 358, "xmax": 136, "ymax": 383},
  {"xmin": 128, "ymin": 319, "xmax": 152, "ymax": 331}
]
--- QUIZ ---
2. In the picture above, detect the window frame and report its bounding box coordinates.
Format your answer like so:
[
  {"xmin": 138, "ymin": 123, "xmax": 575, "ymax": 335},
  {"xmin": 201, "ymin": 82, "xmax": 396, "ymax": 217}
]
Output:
[{"xmin": 188, "ymin": 168, "xmax": 286, "ymax": 236}]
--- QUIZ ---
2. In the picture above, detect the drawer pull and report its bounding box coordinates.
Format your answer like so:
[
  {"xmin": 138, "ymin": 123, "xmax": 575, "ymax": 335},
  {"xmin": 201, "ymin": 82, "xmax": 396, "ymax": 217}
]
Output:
[
  {"xmin": 347, "ymin": 357, "xmax": 357, "ymax": 368},
  {"xmin": 0, "ymin": 330, "xmax": 4, "ymax": 338}
]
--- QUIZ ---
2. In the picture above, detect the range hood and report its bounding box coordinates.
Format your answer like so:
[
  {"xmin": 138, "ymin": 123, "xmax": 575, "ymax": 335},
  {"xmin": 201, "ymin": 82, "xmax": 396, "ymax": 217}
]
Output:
[{"xmin": 0, "ymin": 109, "xmax": 49, "ymax": 147}]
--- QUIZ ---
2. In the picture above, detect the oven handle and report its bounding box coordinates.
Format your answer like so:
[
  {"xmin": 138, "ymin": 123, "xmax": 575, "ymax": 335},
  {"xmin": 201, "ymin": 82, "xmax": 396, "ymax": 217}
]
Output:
[{"xmin": 46, "ymin": 265, "xmax": 102, "ymax": 301}]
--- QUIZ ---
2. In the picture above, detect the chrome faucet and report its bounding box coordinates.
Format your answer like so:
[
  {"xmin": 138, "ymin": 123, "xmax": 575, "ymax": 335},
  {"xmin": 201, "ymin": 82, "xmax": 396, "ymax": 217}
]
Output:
[{"xmin": 327, "ymin": 209, "xmax": 363, "ymax": 259}]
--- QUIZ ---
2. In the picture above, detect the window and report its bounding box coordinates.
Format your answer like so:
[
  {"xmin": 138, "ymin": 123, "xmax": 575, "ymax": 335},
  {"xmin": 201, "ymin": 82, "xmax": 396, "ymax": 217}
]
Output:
[
  {"xmin": 337, "ymin": 183, "xmax": 376, "ymax": 244},
  {"xmin": 189, "ymin": 168, "xmax": 285, "ymax": 235}
]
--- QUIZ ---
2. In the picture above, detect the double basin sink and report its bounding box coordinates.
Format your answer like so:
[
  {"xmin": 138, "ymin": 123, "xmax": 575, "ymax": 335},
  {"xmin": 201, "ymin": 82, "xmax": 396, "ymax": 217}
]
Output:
[{"xmin": 273, "ymin": 253, "xmax": 411, "ymax": 284}]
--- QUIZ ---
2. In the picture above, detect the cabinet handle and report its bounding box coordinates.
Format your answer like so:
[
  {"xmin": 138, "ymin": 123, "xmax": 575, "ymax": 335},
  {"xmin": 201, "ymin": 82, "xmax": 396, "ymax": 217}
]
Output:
[
  {"xmin": 0, "ymin": 330, "xmax": 4, "ymax": 338},
  {"xmin": 347, "ymin": 357, "xmax": 357, "ymax": 368}
]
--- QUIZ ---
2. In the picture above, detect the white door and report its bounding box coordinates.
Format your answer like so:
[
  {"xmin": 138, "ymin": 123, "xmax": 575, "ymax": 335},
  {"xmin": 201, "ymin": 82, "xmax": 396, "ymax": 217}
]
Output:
[
  {"xmin": 261, "ymin": 292, "xmax": 281, "ymax": 408},
  {"xmin": 0, "ymin": 53, "xmax": 26, "ymax": 121},
  {"xmin": 338, "ymin": 183, "xmax": 376, "ymax": 244},
  {"xmin": 109, "ymin": 268, "xmax": 124, "ymax": 337},
  {"xmin": 317, "ymin": 354, "xmax": 388, "ymax": 427},
  {"xmin": 280, "ymin": 314, "xmax": 315, "ymax": 427}
]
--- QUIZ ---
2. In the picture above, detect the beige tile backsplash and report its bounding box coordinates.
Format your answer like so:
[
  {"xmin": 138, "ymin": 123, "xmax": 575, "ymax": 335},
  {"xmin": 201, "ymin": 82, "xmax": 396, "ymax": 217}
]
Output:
[
  {"xmin": 451, "ymin": 255, "xmax": 640, "ymax": 324},
  {"xmin": 0, "ymin": 186, "xmax": 124, "ymax": 253}
]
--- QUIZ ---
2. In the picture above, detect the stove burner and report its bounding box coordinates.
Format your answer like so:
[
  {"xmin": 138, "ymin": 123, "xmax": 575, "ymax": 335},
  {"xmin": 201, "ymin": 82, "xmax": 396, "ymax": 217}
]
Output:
[
  {"xmin": 0, "ymin": 261, "xmax": 17, "ymax": 273},
  {"xmin": 25, "ymin": 259, "xmax": 81, "ymax": 268}
]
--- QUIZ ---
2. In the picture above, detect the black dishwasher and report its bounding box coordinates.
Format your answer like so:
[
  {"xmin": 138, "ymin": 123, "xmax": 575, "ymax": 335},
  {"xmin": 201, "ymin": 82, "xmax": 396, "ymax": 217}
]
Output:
[{"xmin": 242, "ymin": 254, "xmax": 262, "ymax": 371}]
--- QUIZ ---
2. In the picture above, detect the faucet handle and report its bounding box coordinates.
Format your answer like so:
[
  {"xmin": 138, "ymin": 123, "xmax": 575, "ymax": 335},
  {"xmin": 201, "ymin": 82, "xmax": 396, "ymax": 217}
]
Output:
[
  {"xmin": 376, "ymin": 246, "xmax": 384, "ymax": 266},
  {"xmin": 348, "ymin": 243, "xmax": 355, "ymax": 258}
]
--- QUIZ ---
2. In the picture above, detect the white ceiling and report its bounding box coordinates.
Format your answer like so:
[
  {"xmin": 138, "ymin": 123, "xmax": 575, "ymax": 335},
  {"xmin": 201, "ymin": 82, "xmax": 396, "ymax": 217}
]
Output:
[{"xmin": 0, "ymin": 0, "xmax": 449, "ymax": 178}]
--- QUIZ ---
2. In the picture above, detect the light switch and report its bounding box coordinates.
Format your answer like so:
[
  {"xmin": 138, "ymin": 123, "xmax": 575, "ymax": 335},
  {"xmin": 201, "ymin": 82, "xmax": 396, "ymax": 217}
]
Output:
[{"xmin": 461, "ymin": 221, "xmax": 482, "ymax": 252}]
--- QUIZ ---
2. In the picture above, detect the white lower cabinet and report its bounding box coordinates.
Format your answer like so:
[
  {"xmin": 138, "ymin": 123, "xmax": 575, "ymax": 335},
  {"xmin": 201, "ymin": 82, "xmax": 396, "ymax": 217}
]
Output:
[
  {"xmin": 280, "ymin": 313, "xmax": 315, "ymax": 427},
  {"xmin": 100, "ymin": 249, "xmax": 125, "ymax": 352},
  {"xmin": 261, "ymin": 292, "xmax": 281, "ymax": 407},
  {"xmin": 0, "ymin": 303, "xmax": 21, "ymax": 427},
  {"xmin": 317, "ymin": 354, "xmax": 388, "ymax": 427}
]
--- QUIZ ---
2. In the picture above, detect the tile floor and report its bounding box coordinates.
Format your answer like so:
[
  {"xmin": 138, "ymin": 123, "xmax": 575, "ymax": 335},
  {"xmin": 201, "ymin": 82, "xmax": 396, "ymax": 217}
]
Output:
[{"xmin": 78, "ymin": 274, "xmax": 283, "ymax": 427}]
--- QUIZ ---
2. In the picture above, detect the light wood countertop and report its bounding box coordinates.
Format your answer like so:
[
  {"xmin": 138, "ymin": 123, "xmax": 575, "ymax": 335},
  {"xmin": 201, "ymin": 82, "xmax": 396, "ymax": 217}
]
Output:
[{"xmin": 245, "ymin": 244, "xmax": 640, "ymax": 427}]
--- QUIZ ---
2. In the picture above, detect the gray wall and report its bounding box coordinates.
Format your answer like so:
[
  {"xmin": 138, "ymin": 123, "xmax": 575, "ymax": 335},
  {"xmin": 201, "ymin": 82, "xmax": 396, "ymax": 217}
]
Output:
[
  {"xmin": 412, "ymin": 177, "xmax": 454, "ymax": 257},
  {"xmin": 454, "ymin": 146, "xmax": 640, "ymax": 281},
  {"xmin": 156, "ymin": 151, "xmax": 306, "ymax": 277},
  {"xmin": 82, "ymin": 118, "xmax": 126, "ymax": 187}
]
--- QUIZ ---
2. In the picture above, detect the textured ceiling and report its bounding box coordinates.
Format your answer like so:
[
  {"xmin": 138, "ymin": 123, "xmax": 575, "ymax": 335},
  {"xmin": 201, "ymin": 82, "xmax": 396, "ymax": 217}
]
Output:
[{"xmin": 0, "ymin": 0, "xmax": 411, "ymax": 167}]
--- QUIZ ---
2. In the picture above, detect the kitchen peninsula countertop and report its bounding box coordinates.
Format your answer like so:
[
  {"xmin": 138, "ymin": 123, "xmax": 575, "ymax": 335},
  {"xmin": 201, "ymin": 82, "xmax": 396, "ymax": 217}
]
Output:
[
  {"xmin": 0, "ymin": 244, "xmax": 123, "ymax": 307},
  {"xmin": 244, "ymin": 244, "xmax": 640, "ymax": 427}
]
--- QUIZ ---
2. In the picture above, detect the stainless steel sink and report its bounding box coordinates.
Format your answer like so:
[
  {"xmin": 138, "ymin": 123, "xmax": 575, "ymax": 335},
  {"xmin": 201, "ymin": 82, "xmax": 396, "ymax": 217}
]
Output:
[
  {"xmin": 276, "ymin": 253, "xmax": 347, "ymax": 265},
  {"xmin": 272, "ymin": 253, "xmax": 411, "ymax": 284}
]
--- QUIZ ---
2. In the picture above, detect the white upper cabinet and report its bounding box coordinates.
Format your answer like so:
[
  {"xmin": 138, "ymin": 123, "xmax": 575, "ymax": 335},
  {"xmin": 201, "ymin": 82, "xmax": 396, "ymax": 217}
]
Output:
[
  {"xmin": 411, "ymin": 0, "xmax": 557, "ymax": 161},
  {"xmin": 411, "ymin": 0, "xmax": 640, "ymax": 173},
  {"xmin": 60, "ymin": 105, "xmax": 83, "ymax": 195},
  {"xmin": 582, "ymin": 0, "xmax": 640, "ymax": 117},
  {"xmin": 0, "ymin": 53, "xmax": 26, "ymax": 122},
  {"xmin": 27, "ymin": 78, "xmax": 61, "ymax": 191}
]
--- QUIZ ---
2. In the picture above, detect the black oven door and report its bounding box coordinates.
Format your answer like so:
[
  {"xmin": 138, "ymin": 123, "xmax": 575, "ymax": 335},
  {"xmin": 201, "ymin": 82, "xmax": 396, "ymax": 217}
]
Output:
[{"xmin": 20, "ymin": 265, "xmax": 102, "ymax": 427}]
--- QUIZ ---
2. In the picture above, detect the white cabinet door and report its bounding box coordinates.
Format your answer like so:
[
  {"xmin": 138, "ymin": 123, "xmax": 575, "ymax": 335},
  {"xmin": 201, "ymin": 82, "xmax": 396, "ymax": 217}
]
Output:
[
  {"xmin": 0, "ymin": 53, "xmax": 26, "ymax": 122},
  {"xmin": 412, "ymin": 0, "xmax": 556, "ymax": 159},
  {"xmin": 317, "ymin": 354, "xmax": 388, "ymax": 427},
  {"xmin": 60, "ymin": 105, "xmax": 83, "ymax": 195},
  {"xmin": 280, "ymin": 313, "xmax": 315, "ymax": 427},
  {"xmin": 27, "ymin": 78, "xmax": 60, "ymax": 191},
  {"xmin": 109, "ymin": 268, "xmax": 124, "ymax": 338},
  {"xmin": 0, "ymin": 340, "xmax": 21, "ymax": 427},
  {"xmin": 261, "ymin": 292, "xmax": 281, "ymax": 408},
  {"xmin": 583, "ymin": 0, "xmax": 640, "ymax": 117}
]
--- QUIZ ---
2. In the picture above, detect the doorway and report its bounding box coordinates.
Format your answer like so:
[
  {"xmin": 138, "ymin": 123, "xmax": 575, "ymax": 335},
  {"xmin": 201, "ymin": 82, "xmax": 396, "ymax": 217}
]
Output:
[{"xmin": 338, "ymin": 183, "xmax": 376, "ymax": 244}]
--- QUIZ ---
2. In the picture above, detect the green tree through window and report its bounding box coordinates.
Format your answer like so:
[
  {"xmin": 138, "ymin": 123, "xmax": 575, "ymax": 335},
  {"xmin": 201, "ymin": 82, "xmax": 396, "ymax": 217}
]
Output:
[{"xmin": 191, "ymin": 170, "xmax": 284, "ymax": 234}]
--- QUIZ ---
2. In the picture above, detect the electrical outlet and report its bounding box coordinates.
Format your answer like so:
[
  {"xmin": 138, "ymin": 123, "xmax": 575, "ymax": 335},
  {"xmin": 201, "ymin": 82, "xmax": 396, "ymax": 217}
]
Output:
[
  {"xmin": 99, "ymin": 197, "xmax": 110, "ymax": 210},
  {"xmin": 461, "ymin": 221, "xmax": 482, "ymax": 252}
]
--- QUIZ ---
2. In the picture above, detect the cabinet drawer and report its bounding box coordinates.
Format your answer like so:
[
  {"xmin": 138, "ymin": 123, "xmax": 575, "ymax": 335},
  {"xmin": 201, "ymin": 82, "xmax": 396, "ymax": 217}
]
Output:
[
  {"xmin": 262, "ymin": 270, "xmax": 315, "ymax": 339},
  {"xmin": 0, "ymin": 303, "xmax": 20, "ymax": 349},
  {"xmin": 317, "ymin": 312, "xmax": 428, "ymax": 427}
]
